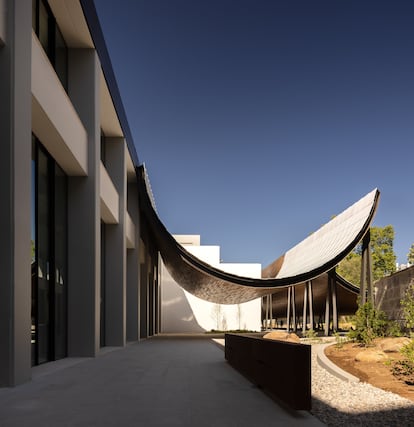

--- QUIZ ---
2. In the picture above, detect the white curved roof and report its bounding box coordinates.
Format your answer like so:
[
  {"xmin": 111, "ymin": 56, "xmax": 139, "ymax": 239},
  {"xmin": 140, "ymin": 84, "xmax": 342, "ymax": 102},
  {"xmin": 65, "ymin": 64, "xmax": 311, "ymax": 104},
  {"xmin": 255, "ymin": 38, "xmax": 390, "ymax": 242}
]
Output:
[{"xmin": 276, "ymin": 189, "xmax": 378, "ymax": 278}]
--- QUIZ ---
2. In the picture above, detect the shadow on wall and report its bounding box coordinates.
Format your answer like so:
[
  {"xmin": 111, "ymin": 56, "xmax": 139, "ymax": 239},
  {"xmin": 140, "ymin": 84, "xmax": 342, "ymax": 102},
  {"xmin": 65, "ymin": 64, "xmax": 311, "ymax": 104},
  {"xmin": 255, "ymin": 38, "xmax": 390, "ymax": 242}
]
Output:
[{"xmin": 161, "ymin": 266, "xmax": 205, "ymax": 333}]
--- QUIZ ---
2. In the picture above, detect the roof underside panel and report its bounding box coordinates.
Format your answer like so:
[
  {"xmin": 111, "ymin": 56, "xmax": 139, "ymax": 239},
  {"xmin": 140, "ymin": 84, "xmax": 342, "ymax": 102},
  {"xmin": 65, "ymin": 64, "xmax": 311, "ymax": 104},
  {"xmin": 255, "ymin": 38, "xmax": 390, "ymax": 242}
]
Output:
[{"xmin": 137, "ymin": 165, "xmax": 379, "ymax": 304}]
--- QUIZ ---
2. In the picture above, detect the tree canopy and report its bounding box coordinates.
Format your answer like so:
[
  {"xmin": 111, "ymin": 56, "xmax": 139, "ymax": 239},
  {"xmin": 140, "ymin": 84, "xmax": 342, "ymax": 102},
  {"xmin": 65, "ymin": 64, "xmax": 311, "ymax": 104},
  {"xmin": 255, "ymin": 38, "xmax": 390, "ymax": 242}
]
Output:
[
  {"xmin": 408, "ymin": 243, "xmax": 414, "ymax": 265},
  {"xmin": 370, "ymin": 225, "xmax": 396, "ymax": 281},
  {"xmin": 337, "ymin": 252, "xmax": 361, "ymax": 286},
  {"xmin": 337, "ymin": 225, "xmax": 396, "ymax": 285}
]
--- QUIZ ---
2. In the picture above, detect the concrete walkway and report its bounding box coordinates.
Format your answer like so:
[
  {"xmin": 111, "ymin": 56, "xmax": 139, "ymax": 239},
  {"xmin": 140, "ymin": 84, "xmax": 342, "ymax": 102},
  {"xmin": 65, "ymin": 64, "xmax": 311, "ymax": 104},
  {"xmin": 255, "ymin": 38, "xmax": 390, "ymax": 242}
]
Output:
[{"xmin": 0, "ymin": 337, "xmax": 324, "ymax": 426}]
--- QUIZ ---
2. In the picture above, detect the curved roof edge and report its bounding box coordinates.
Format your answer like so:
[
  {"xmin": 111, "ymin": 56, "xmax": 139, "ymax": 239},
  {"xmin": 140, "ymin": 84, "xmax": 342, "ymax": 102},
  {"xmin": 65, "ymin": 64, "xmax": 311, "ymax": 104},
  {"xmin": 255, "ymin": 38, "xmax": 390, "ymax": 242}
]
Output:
[{"xmin": 137, "ymin": 165, "xmax": 379, "ymax": 304}]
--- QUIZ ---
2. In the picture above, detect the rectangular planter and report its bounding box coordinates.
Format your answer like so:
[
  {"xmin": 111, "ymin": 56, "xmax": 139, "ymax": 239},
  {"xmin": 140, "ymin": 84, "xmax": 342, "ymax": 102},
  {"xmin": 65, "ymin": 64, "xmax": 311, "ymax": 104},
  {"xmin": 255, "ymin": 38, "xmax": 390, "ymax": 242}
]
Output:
[{"xmin": 225, "ymin": 333, "xmax": 311, "ymax": 410}]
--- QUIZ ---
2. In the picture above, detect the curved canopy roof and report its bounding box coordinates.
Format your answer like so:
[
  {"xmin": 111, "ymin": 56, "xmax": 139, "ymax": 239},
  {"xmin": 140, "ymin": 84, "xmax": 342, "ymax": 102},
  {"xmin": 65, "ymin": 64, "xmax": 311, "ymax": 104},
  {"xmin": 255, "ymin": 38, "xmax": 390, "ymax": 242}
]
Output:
[{"xmin": 137, "ymin": 165, "xmax": 379, "ymax": 304}]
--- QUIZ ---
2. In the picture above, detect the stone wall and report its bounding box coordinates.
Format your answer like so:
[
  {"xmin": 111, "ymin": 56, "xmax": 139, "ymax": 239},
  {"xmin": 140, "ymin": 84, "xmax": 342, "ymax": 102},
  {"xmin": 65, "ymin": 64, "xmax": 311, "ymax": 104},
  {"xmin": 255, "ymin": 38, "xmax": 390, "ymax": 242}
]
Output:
[{"xmin": 375, "ymin": 266, "xmax": 414, "ymax": 324}]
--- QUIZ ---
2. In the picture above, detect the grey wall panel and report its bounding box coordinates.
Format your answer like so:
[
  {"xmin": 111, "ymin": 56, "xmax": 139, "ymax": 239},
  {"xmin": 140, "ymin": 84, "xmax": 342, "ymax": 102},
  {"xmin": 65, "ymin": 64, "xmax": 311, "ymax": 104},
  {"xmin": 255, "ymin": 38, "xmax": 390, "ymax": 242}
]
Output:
[
  {"xmin": 0, "ymin": 0, "xmax": 32, "ymax": 386},
  {"xmin": 67, "ymin": 49, "xmax": 100, "ymax": 357}
]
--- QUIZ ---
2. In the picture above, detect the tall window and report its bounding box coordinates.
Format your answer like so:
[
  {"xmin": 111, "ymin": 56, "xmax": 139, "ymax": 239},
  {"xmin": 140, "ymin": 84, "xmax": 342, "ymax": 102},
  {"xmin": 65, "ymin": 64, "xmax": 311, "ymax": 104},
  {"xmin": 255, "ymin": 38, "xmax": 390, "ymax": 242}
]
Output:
[
  {"xmin": 32, "ymin": 0, "xmax": 68, "ymax": 90},
  {"xmin": 31, "ymin": 136, "xmax": 68, "ymax": 365}
]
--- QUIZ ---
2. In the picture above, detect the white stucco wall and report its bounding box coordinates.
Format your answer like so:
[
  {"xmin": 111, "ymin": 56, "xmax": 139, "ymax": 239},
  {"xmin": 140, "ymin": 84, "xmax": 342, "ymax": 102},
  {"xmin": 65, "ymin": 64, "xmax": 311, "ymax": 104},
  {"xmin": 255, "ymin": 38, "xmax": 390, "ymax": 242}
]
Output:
[{"xmin": 160, "ymin": 236, "xmax": 262, "ymax": 333}]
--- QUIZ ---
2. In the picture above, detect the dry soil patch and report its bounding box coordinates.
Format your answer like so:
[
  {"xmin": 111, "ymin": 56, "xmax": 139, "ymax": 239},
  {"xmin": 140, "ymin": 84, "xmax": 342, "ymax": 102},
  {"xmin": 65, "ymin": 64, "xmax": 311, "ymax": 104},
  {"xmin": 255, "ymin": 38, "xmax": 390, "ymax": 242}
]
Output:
[{"xmin": 325, "ymin": 338, "xmax": 414, "ymax": 402}]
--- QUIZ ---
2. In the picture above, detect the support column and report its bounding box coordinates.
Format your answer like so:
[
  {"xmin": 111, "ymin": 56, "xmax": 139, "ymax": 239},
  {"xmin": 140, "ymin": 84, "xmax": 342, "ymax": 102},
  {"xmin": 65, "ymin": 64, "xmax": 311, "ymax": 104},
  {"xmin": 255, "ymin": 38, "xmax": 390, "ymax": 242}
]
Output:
[
  {"xmin": 323, "ymin": 270, "xmax": 338, "ymax": 336},
  {"xmin": 148, "ymin": 261, "xmax": 154, "ymax": 337},
  {"xmin": 269, "ymin": 294, "xmax": 273, "ymax": 329},
  {"xmin": 308, "ymin": 280, "xmax": 314, "ymax": 331},
  {"xmin": 324, "ymin": 279, "xmax": 331, "ymax": 336},
  {"xmin": 67, "ymin": 49, "xmax": 100, "ymax": 357},
  {"xmin": 104, "ymin": 139, "xmax": 127, "ymax": 346},
  {"xmin": 153, "ymin": 262, "xmax": 159, "ymax": 335},
  {"xmin": 286, "ymin": 287, "xmax": 291, "ymax": 332},
  {"xmin": 127, "ymin": 182, "xmax": 140, "ymax": 342},
  {"xmin": 360, "ymin": 247, "xmax": 367, "ymax": 304},
  {"xmin": 330, "ymin": 270, "xmax": 338, "ymax": 332},
  {"xmin": 139, "ymin": 239, "xmax": 148, "ymax": 339},
  {"xmin": 302, "ymin": 284, "xmax": 308, "ymax": 334},
  {"xmin": 156, "ymin": 258, "xmax": 161, "ymax": 334},
  {"xmin": 360, "ymin": 230, "xmax": 373, "ymax": 304},
  {"xmin": 291, "ymin": 287, "xmax": 296, "ymax": 331},
  {"xmin": 0, "ymin": 0, "xmax": 32, "ymax": 386}
]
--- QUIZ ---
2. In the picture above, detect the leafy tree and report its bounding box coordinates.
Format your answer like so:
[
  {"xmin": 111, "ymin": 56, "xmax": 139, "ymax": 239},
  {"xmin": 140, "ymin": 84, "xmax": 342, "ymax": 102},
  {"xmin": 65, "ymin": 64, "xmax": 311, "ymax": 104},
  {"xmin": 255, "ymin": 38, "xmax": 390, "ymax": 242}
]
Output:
[
  {"xmin": 370, "ymin": 225, "xmax": 396, "ymax": 280},
  {"xmin": 401, "ymin": 279, "xmax": 414, "ymax": 332},
  {"xmin": 338, "ymin": 225, "xmax": 396, "ymax": 284},
  {"xmin": 408, "ymin": 244, "xmax": 414, "ymax": 264},
  {"xmin": 337, "ymin": 252, "xmax": 361, "ymax": 286}
]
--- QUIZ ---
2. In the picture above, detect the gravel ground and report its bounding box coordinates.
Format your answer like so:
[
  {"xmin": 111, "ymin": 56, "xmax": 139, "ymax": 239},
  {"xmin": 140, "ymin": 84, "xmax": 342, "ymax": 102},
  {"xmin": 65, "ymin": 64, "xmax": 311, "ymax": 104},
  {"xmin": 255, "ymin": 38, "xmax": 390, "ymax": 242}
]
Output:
[{"xmin": 310, "ymin": 343, "xmax": 414, "ymax": 426}]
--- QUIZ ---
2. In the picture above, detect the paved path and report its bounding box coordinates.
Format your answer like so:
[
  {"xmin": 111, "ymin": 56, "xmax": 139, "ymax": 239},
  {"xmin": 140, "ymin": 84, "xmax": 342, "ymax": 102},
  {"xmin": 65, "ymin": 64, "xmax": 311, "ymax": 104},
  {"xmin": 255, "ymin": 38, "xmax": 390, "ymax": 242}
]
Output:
[{"xmin": 0, "ymin": 338, "xmax": 323, "ymax": 426}]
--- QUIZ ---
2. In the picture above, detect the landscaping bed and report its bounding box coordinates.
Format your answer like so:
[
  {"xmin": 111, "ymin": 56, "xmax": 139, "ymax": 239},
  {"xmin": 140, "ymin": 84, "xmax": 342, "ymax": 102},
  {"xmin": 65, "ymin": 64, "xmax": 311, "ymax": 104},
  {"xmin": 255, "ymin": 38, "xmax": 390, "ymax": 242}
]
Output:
[{"xmin": 325, "ymin": 337, "xmax": 414, "ymax": 402}]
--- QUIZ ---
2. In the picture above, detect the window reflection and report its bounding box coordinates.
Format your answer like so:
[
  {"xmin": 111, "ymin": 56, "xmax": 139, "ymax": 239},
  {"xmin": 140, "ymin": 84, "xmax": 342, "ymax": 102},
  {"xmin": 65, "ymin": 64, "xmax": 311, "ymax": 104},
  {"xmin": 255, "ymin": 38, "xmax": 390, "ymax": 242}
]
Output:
[
  {"xmin": 31, "ymin": 137, "xmax": 68, "ymax": 365},
  {"xmin": 32, "ymin": 0, "xmax": 68, "ymax": 91}
]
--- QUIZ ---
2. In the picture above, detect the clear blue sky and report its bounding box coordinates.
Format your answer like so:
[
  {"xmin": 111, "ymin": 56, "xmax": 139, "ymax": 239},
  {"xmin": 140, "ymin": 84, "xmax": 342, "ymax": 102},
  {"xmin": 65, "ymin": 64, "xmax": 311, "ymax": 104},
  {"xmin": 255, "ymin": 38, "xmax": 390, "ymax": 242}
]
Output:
[{"xmin": 94, "ymin": 0, "xmax": 413, "ymax": 267}]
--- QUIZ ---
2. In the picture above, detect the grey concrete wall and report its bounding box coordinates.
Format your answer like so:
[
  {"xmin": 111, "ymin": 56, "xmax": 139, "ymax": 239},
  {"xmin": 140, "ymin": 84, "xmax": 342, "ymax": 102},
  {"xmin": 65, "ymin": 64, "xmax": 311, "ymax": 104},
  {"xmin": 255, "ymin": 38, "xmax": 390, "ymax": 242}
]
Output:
[
  {"xmin": 0, "ymin": 0, "xmax": 6, "ymax": 45},
  {"xmin": 375, "ymin": 266, "xmax": 414, "ymax": 324},
  {"xmin": 0, "ymin": 0, "xmax": 32, "ymax": 387},
  {"xmin": 67, "ymin": 49, "xmax": 101, "ymax": 357},
  {"xmin": 104, "ymin": 139, "xmax": 126, "ymax": 346},
  {"xmin": 126, "ymin": 182, "xmax": 140, "ymax": 341},
  {"xmin": 139, "ymin": 239, "xmax": 149, "ymax": 339}
]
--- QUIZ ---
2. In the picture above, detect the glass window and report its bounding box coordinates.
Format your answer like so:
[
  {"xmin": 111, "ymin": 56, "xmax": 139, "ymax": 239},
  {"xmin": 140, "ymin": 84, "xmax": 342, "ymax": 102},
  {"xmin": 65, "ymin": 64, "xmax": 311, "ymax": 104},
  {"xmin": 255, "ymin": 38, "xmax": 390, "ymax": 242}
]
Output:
[
  {"xmin": 37, "ymin": 147, "xmax": 51, "ymax": 364},
  {"xmin": 38, "ymin": 0, "xmax": 50, "ymax": 56},
  {"xmin": 100, "ymin": 223, "xmax": 106, "ymax": 347},
  {"xmin": 31, "ymin": 138, "xmax": 68, "ymax": 365},
  {"xmin": 101, "ymin": 131, "xmax": 106, "ymax": 165},
  {"xmin": 55, "ymin": 25, "xmax": 68, "ymax": 90},
  {"xmin": 33, "ymin": 0, "xmax": 68, "ymax": 91},
  {"xmin": 32, "ymin": 0, "xmax": 37, "ymax": 32},
  {"xmin": 54, "ymin": 165, "xmax": 67, "ymax": 359},
  {"xmin": 31, "ymin": 136, "xmax": 37, "ymax": 366}
]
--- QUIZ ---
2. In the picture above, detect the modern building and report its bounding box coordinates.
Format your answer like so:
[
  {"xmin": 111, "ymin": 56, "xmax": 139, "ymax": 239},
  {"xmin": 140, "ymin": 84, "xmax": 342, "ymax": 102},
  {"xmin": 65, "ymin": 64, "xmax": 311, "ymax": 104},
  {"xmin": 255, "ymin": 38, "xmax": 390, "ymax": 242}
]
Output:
[
  {"xmin": 0, "ymin": 0, "xmax": 380, "ymax": 389},
  {"xmin": 0, "ymin": 0, "xmax": 160, "ymax": 387}
]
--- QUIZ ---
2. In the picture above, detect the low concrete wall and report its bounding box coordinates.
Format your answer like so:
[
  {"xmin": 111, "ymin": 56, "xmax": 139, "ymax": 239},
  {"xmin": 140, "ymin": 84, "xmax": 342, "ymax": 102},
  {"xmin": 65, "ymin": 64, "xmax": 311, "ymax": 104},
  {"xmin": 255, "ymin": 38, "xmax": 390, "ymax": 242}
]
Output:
[
  {"xmin": 375, "ymin": 266, "xmax": 414, "ymax": 324},
  {"xmin": 224, "ymin": 334, "xmax": 311, "ymax": 410}
]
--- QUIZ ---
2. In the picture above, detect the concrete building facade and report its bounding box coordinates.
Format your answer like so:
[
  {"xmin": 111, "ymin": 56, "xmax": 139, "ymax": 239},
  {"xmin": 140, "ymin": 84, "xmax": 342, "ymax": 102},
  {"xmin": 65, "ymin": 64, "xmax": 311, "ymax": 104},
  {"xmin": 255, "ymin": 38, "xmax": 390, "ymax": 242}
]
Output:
[{"xmin": 0, "ymin": 0, "xmax": 159, "ymax": 387}]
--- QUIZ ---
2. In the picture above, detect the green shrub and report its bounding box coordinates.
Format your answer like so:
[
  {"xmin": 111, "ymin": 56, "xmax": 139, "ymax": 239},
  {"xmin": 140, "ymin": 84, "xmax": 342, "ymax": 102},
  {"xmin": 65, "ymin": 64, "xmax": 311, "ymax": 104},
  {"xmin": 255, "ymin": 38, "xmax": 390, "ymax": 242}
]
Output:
[
  {"xmin": 401, "ymin": 280, "xmax": 414, "ymax": 332},
  {"xmin": 400, "ymin": 340, "xmax": 414, "ymax": 362},
  {"xmin": 302, "ymin": 329, "xmax": 321, "ymax": 344},
  {"xmin": 334, "ymin": 331, "xmax": 348, "ymax": 349},
  {"xmin": 348, "ymin": 300, "xmax": 388, "ymax": 346},
  {"xmin": 391, "ymin": 340, "xmax": 414, "ymax": 384},
  {"xmin": 386, "ymin": 320, "xmax": 403, "ymax": 337}
]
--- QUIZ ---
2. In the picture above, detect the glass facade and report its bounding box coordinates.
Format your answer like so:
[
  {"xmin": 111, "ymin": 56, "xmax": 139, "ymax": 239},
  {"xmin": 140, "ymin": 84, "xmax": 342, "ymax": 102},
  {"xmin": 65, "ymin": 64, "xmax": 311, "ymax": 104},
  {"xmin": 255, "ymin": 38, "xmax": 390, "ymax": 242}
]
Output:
[
  {"xmin": 54, "ymin": 166, "xmax": 68, "ymax": 359},
  {"xmin": 100, "ymin": 223, "xmax": 106, "ymax": 347},
  {"xmin": 31, "ymin": 137, "xmax": 68, "ymax": 365},
  {"xmin": 32, "ymin": 0, "xmax": 68, "ymax": 90},
  {"xmin": 37, "ymin": 146, "xmax": 51, "ymax": 364}
]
